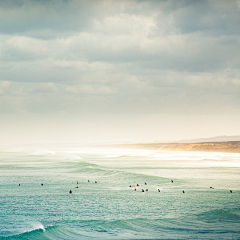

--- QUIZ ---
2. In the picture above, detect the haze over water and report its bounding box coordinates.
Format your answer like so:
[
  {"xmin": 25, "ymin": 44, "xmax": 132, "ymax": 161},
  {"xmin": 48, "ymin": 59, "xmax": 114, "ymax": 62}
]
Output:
[{"xmin": 1, "ymin": 147, "xmax": 239, "ymax": 239}]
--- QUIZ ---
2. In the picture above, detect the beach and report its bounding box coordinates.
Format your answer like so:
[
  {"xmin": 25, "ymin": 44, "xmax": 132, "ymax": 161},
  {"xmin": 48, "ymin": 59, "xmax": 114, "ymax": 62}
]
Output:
[{"xmin": 105, "ymin": 141, "xmax": 240, "ymax": 153}]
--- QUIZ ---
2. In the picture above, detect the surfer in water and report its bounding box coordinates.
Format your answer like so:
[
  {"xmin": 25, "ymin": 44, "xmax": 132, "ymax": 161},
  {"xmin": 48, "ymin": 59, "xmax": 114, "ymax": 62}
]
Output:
[
  {"xmin": 158, "ymin": 189, "xmax": 160, "ymax": 192},
  {"xmin": 69, "ymin": 190, "xmax": 72, "ymax": 194}
]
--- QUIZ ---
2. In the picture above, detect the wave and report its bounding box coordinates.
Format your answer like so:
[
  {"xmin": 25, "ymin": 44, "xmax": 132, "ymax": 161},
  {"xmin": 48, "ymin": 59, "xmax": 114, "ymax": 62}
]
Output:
[
  {"xmin": 70, "ymin": 159, "xmax": 119, "ymax": 177},
  {"xmin": 197, "ymin": 208, "xmax": 240, "ymax": 223},
  {"xmin": 70, "ymin": 158, "xmax": 178, "ymax": 188},
  {"xmin": 0, "ymin": 225, "xmax": 89, "ymax": 240},
  {"xmin": 2, "ymin": 214, "xmax": 240, "ymax": 240},
  {"xmin": 0, "ymin": 219, "xmax": 192, "ymax": 240}
]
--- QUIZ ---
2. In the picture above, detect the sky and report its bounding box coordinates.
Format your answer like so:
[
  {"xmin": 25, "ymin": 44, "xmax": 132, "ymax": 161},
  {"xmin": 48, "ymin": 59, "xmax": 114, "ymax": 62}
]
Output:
[{"xmin": 0, "ymin": 0, "xmax": 240, "ymax": 146}]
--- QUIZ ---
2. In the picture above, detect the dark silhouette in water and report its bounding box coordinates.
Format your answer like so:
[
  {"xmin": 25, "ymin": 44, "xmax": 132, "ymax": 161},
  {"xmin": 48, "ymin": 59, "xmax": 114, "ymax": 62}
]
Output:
[
  {"xmin": 77, "ymin": 181, "xmax": 78, "ymax": 184},
  {"xmin": 69, "ymin": 190, "xmax": 72, "ymax": 194},
  {"xmin": 19, "ymin": 184, "xmax": 20, "ymax": 186},
  {"xmin": 230, "ymin": 190, "xmax": 232, "ymax": 193},
  {"xmin": 145, "ymin": 182, "xmax": 147, "ymax": 185},
  {"xmin": 142, "ymin": 189, "xmax": 144, "ymax": 192},
  {"xmin": 75, "ymin": 186, "xmax": 78, "ymax": 188},
  {"xmin": 95, "ymin": 181, "xmax": 97, "ymax": 183},
  {"xmin": 171, "ymin": 180, "xmax": 173, "ymax": 183},
  {"xmin": 129, "ymin": 185, "xmax": 132, "ymax": 187},
  {"xmin": 134, "ymin": 188, "xmax": 136, "ymax": 191},
  {"xmin": 88, "ymin": 180, "xmax": 90, "ymax": 182},
  {"xmin": 158, "ymin": 189, "xmax": 160, "ymax": 192},
  {"xmin": 210, "ymin": 186, "xmax": 214, "ymax": 189},
  {"xmin": 137, "ymin": 184, "xmax": 139, "ymax": 186},
  {"xmin": 145, "ymin": 189, "xmax": 148, "ymax": 191},
  {"xmin": 41, "ymin": 183, "xmax": 43, "ymax": 186},
  {"xmin": 182, "ymin": 190, "xmax": 185, "ymax": 193}
]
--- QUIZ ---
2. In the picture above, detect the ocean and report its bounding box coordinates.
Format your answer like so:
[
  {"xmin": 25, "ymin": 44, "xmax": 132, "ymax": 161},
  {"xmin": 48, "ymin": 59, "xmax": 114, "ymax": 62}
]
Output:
[{"xmin": 0, "ymin": 147, "xmax": 239, "ymax": 239}]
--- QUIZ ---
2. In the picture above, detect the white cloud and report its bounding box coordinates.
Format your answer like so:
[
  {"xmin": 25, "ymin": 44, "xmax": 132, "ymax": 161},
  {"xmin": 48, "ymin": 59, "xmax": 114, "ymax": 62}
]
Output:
[
  {"xmin": 0, "ymin": 81, "xmax": 11, "ymax": 94},
  {"xmin": 0, "ymin": 0, "xmax": 240, "ymax": 144},
  {"xmin": 65, "ymin": 84, "xmax": 116, "ymax": 95}
]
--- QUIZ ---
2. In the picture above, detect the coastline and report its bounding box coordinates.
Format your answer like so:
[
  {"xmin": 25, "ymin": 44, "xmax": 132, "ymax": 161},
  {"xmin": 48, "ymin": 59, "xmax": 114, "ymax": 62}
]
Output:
[{"xmin": 103, "ymin": 141, "xmax": 240, "ymax": 153}]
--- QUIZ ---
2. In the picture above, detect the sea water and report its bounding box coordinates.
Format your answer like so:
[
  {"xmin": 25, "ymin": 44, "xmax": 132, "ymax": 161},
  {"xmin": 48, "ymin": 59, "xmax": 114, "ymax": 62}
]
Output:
[{"xmin": 0, "ymin": 147, "xmax": 240, "ymax": 239}]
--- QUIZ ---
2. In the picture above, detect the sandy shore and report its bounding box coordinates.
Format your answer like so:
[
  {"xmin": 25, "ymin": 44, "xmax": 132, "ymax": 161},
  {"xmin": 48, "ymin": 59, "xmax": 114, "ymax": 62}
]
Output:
[{"xmin": 104, "ymin": 141, "xmax": 240, "ymax": 153}]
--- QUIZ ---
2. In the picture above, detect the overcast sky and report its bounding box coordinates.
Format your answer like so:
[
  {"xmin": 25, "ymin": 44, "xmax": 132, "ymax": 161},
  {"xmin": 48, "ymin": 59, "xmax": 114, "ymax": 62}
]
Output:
[{"xmin": 0, "ymin": 0, "xmax": 240, "ymax": 145}]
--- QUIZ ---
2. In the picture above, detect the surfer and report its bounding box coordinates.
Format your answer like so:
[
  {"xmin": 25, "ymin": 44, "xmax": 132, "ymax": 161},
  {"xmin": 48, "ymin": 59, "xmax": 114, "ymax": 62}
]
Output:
[
  {"xmin": 137, "ymin": 184, "xmax": 139, "ymax": 186},
  {"xmin": 69, "ymin": 190, "xmax": 72, "ymax": 194},
  {"xmin": 142, "ymin": 189, "xmax": 144, "ymax": 192},
  {"xmin": 41, "ymin": 183, "xmax": 43, "ymax": 186},
  {"xmin": 230, "ymin": 190, "xmax": 232, "ymax": 193},
  {"xmin": 210, "ymin": 186, "xmax": 214, "ymax": 189},
  {"xmin": 145, "ymin": 182, "xmax": 147, "ymax": 185},
  {"xmin": 171, "ymin": 180, "xmax": 173, "ymax": 183},
  {"xmin": 19, "ymin": 183, "xmax": 20, "ymax": 186},
  {"xmin": 158, "ymin": 189, "xmax": 160, "ymax": 192},
  {"xmin": 77, "ymin": 181, "xmax": 78, "ymax": 184},
  {"xmin": 145, "ymin": 189, "xmax": 148, "ymax": 191},
  {"xmin": 182, "ymin": 190, "xmax": 185, "ymax": 193},
  {"xmin": 129, "ymin": 185, "xmax": 132, "ymax": 187},
  {"xmin": 95, "ymin": 181, "xmax": 97, "ymax": 183},
  {"xmin": 88, "ymin": 180, "xmax": 90, "ymax": 182},
  {"xmin": 134, "ymin": 188, "xmax": 136, "ymax": 191},
  {"xmin": 75, "ymin": 186, "xmax": 78, "ymax": 188}
]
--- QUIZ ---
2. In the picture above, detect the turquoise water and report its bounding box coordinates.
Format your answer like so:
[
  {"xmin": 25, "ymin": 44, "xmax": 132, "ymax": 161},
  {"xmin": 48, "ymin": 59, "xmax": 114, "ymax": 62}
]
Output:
[{"xmin": 0, "ymin": 148, "xmax": 240, "ymax": 239}]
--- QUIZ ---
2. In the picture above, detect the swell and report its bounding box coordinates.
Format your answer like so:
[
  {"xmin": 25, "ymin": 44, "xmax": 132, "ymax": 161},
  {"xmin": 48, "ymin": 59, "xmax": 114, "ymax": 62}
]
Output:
[
  {"xmin": 69, "ymin": 159, "xmax": 117, "ymax": 176},
  {"xmin": 197, "ymin": 208, "xmax": 240, "ymax": 223},
  {"xmin": 71, "ymin": 158, "xmax": 174, "ymax": 186},
  {"xmin": 1, "ymin": 214, "xmax": 240, "ymax": 240},
  {"xmin": 0, "ymin": 225, "xmax": 87, "ymax": 240}
]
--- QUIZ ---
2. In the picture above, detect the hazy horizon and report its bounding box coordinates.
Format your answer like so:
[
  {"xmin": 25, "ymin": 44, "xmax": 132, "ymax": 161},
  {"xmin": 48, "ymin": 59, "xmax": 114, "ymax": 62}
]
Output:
[{"xmin": 1, "ymin": 0, "xmax": 240, "ymax": 146}]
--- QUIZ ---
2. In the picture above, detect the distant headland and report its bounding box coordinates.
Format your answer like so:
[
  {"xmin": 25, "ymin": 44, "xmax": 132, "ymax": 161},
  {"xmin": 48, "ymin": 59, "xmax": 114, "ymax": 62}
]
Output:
[
  {"xmin": 104, "ymin": 136, "xmax": 240, "ymax": 153},
  {"xmin": 108, "ymin": 141, "xmax": 240, "ymax": 153}
]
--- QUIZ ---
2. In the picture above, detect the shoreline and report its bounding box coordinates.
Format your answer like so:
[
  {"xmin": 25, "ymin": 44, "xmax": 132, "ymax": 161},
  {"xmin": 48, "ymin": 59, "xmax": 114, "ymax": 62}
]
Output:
[{"xmin": 103, "ymin": 141, "xmax": 240, "ymax": 153}]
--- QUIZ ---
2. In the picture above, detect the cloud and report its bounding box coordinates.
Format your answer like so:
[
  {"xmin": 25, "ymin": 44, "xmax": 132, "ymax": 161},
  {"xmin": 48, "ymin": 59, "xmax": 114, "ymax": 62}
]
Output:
[
  {"xmin": 0, "ymin": 0, "xmax": 96, "ymax": 36},
  {"xmin": 0, "ymin": 81, "xmax": 11, "ymax": 94},
  {"xmin": 0, "ymin": 0, "xmax": 240, "ymax": 144}
]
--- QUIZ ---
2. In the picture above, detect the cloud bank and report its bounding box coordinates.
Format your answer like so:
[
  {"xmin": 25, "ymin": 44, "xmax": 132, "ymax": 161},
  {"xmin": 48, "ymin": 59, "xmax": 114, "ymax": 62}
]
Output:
[{"xmin": 0, "ymin": 0, "xmax": 240, "ymax": 144}]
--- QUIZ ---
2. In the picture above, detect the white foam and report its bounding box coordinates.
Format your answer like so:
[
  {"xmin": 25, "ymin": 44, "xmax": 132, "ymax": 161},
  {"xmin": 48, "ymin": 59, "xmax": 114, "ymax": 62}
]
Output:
[{"xmin": 30, "ymin": 221, "xmax": 45, "ymax": 232}]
